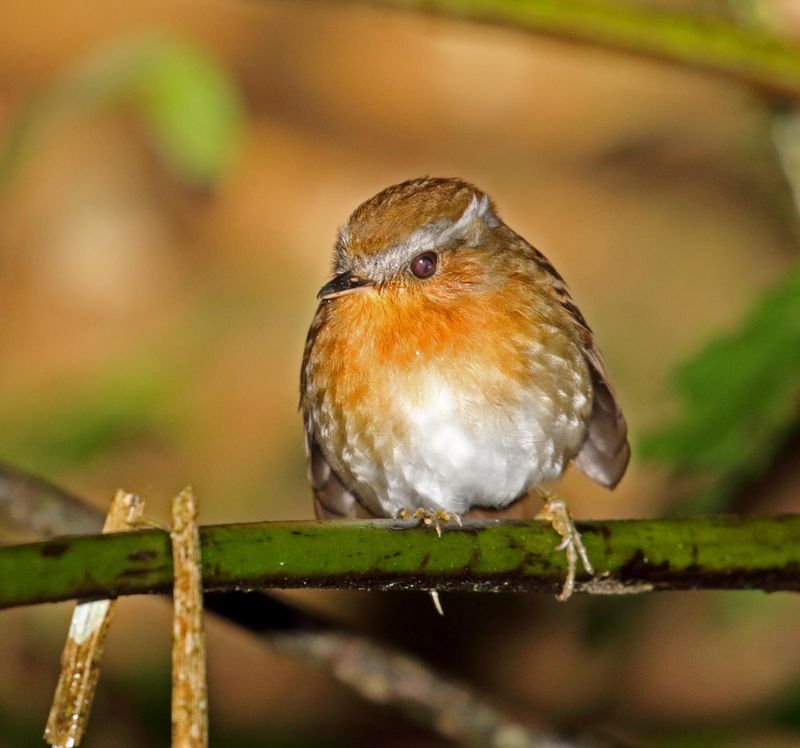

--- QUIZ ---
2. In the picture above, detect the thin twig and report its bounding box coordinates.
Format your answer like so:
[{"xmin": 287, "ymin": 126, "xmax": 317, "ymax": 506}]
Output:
[
  {"xmin": 0, "ymin": 462, "xmax": 102, "ymax": 537},
  {"xmin": 170, "ymin": 487, "xmax": 209, "ymax": 748},
  {"xmin": 207, "ymin": 591, "xmax": 586, "ymax": 748},
  {"xmin": 43, "ymin": 490, "xmax": 144, "ymax": 748}
]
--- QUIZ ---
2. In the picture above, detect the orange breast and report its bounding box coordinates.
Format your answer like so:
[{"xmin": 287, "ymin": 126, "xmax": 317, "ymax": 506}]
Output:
[
  {"xmin": 301, "ymin": 279, "xmax": 593, "ymax": 515},
  {"xmin": 305, "ymin": 280, "xmax": 586, "ymax": 428},
  {"xmin": 315, "ymin": 289, "xmax": 521, "ymax": 398}
]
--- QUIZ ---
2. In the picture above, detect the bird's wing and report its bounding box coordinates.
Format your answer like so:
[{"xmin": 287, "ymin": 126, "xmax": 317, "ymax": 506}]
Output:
[
  {"xmin": 304, "ymin": 423, "xmax": 363, "ymax": 519},
  {"xmin": 526, "ymin": 240, "xmax": 630, "ymax": 489},
  {"xmin": 301, "ymin": 303, "xmax": 364, "ymax": 519},
  {"xmin": 573, "ymin": 345, "xmax": 630, "ymax": 489}
]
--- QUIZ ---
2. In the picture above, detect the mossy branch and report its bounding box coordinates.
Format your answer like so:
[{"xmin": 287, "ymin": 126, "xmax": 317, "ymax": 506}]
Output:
[
  {"xmin": 351, "ymin": 0, "xmax": 800, "ymax": 99},
  {"xmin": 2, "ymin": 515, "xmax": 800, "ymax": 609}
]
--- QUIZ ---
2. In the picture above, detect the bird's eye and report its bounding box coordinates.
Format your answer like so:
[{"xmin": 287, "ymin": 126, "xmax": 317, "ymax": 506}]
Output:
[{"xmin": 410, "ymin": 252, "xmax": 438, "ymax": 279}]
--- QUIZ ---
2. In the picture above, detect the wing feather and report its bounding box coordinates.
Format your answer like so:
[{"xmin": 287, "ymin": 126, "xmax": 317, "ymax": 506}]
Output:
[
  {"xmin": 574, "ymin": 347, "xmax": 630, "ymax": 488},
  {"xmin": 304, "ymin": 423, "xmax": 363, "ymax": 519},
  {"xmin": 526, "ymin": 239, "xmax": 630, "ymax": 489}
]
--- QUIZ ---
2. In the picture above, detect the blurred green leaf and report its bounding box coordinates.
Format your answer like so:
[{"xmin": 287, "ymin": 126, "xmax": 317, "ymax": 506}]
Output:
[
  {"xmin": 124, "ymin": 35, "xmax": 244, "ymax": 184},
  {"xmin": 0, "ymin": 32, "xmax": 244, "ymax": 186},
  {"xmin": 641, "ymin": 265, "xmax": 800, "ymax": 511},
  {"xmin": 0, "ymin": 363, "xmax": 178, "ymax": 472},
  {"xmin": 769, "ymin": 678, "xmax": 800, "ymax": 731}
]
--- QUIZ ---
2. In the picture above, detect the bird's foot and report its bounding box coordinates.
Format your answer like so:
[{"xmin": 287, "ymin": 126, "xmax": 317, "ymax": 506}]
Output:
[
  {"xmin": 535, "ymin": 490, "xmax": 593, "ymax": 602},
  {"xmin": 397, "ymin": 509, "xmax": 460, "ymax": 615},
  {"xmin": 397, "ymin": 507, "xmax": 463, "ymax": 538}
]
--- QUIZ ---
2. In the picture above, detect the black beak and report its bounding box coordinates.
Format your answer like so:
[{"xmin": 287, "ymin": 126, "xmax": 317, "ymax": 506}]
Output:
[{"xmin": 317, "ymin": 272, "xmax": 373, "ymax": 300}]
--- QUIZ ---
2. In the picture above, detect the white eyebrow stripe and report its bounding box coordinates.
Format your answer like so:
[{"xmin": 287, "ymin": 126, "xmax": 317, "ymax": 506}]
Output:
[
  {"xmin": 445, "ymin": 193, "xmax": 499, "ymax": 239},
  {"xmin": 403, "ymin": 219, "xmax": 450, "ymax": 256},
  {"xmin": 346, "ymin": 192, "xmax": 500, "ymax": 281},
  {"xmin": 353, "ymin": 238, "xmax": 426, "ymax": 279},
  {"xmin": 396, "ymin": 193, "xmax": 498, "ymax": 258}
]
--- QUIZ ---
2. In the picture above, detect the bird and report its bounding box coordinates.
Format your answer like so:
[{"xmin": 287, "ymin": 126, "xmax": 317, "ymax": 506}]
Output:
[{"xmin": 300, "ymin": 177, "xmax": 629, "ymax": 600}]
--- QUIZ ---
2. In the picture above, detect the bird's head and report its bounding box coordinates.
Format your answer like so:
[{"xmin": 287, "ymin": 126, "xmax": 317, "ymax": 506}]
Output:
[{"xmin": 317, "ymin": 177, "xmax": 505, "ymax": 304}]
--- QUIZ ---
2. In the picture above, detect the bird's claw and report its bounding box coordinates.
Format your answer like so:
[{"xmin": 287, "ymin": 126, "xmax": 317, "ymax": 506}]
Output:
[
  {"xmin": 554, "ymin": 536, "xmax": 571, "ymax": 553},
  {"xmin": 397, "ymin": 508, "xmax": 462, "ymax": 614},
  {"xmin": 535, "ymin": 490, "xmax": 593, "ymax": 602},
  {"xmin": 398, "ymin": 507, "xmax": 462, "ymax": 537}
]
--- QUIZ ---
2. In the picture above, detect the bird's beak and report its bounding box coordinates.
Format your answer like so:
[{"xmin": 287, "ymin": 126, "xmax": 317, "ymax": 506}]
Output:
[{"xmin": 317, "ymin": 272, "xmax": 373, "ymax": 300}]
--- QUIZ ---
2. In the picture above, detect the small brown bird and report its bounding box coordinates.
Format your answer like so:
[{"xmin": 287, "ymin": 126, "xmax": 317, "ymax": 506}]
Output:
[{"xmin": 300, "ymin": 177, "xmax": 629, "ymax": 599}]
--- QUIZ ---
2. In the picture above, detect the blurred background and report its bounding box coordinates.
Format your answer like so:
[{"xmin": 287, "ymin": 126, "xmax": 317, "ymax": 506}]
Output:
[{"xmin": 2, "ymin": 0, "xmax": 800, "ymax": 745}]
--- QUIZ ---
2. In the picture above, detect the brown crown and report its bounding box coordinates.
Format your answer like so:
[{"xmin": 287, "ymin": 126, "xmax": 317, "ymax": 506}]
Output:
[{"xmin": 343, "ymin": 177, "xmax": 495, "ymax": 256}]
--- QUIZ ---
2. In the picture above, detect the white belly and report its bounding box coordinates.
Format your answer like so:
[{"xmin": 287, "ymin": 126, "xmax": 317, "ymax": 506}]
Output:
[{"xmin": 349, "ymin": 372, "xmax": 588, "ymax": 516}]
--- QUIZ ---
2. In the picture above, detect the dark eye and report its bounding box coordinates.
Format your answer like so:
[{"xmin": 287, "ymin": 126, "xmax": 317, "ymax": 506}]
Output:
[{"xmin": 410, "ymin": 252, "xmax": 438, "ymax": 279}]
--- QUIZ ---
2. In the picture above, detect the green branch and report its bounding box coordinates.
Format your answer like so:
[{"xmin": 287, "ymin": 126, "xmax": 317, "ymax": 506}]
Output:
[
  {"xmin": 352, "ymin": 0, "xmax": 800, "ymax": 98},
  {"xmin": 2, "ymin": 515, "xmax": 800, "ymax": 609}
]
